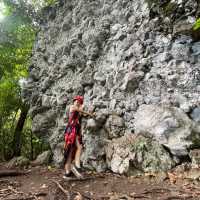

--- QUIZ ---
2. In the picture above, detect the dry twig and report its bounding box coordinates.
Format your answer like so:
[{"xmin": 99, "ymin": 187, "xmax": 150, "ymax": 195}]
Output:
[{"xmin": 52, "ymin": 180, "xmax": 70, "ymax": 200}]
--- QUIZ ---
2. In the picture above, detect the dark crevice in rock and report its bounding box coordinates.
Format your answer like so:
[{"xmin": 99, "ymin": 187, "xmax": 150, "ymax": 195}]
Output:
[
  {"xmin": 162, "ymin": 145, "xmax": 175, "ymax": 159},
  {"xmin": 163, "ymin": 145, "xmax": 192, "ymax": 166},
  {"xmin": 187, "ymin": 106, "xmax": 197, "ymax": 121},
  {"xmin": 178, "ymin": 155, "xmax": 192, "ymax": 164}
]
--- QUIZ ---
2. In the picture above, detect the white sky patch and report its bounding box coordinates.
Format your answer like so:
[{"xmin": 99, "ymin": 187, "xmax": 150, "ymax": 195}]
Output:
[{"xmin": 0, "ymin": 2, "xmax": 5, "ymax": 21}]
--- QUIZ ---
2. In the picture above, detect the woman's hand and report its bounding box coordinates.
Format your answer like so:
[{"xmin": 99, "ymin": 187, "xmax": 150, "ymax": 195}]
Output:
[{"xmin": 89, "ymin": 112, "xmax": 96, "ymax": 117}]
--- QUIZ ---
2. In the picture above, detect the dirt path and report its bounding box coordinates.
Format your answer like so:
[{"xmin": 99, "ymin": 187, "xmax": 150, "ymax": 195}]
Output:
[{"xmin": 0, "ymin": 164, "xmax": 200, "ymax": 200}]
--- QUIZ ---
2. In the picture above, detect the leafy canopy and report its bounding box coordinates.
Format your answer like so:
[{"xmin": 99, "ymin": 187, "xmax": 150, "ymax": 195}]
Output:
[
  {"xmin": 0, "ymin": 0, "xmax": 36, "ymax": 120},
  {"xmin": 0, "ymin": 0, "xmax": 56, "ymax": 160}
]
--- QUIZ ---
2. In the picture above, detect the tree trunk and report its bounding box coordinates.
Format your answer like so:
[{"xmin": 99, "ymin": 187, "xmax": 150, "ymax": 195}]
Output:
[
  {"xmin": 30, "ymin": 130, "xmax": 33, "ymax": 160},
  {"xmin": 12, "ymin": 104, "xmax": 29, "ymax": 157}
]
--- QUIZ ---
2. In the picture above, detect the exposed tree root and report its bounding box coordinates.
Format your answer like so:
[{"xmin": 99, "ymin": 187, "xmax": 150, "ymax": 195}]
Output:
[
  {"xmin": 0, "ymin": 170, "xmax": 27, "ymax": 177},
  {"xmin": 162, "ymin": 195, "xmax": 194, "ymax": 200},
  {"xmin": 3, "ymin": 192, "xmax": 46, "ymax": 200},
  {"xmin": 52, "ymin": 180, "xmax": 70, "ymax": 200}
]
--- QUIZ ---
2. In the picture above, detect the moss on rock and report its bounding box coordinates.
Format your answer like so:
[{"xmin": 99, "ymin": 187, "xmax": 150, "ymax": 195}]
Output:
[
  {"xmin": 163, "ymin": 2, "xmax": 177, "ymax": 16},
  {"xmin": 145, "ymin": 0, "xmax": 177, "ymax": 16},
  {"xmin": 130, "ymin": 136, "xmax": 176, "ymax": 173},
  {"xmin": 7, "ymin": 156, "xmax": 30, "ymax": 168}
]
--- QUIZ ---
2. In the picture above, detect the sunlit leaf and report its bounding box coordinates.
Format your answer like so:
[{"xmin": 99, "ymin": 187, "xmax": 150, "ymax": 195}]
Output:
[{"xmin": 193, "ymin": 18, "xmax": 200, "ymax": 31}]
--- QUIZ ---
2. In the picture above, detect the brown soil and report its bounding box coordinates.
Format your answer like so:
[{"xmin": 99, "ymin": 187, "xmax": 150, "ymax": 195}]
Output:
[{"xmin": 0, "ymin": 163, "xmax": 200, "ymax": 200}]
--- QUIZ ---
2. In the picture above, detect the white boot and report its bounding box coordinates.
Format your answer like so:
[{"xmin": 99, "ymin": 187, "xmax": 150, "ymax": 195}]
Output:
[{"xmin": 71, "ymin": 165, "xmax": 84, "ymax": 179}]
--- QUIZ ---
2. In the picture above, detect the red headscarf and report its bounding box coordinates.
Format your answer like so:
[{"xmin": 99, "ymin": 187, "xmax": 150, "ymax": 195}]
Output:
[{"xmin": 73, "ymin": 95, "xmax": 84, "ymax": 105}]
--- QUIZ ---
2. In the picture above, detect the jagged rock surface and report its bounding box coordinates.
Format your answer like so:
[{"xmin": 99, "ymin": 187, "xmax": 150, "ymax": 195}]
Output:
[{"xmin": 23, "ymin": 0, "xmax": 200, "ymax": 173}]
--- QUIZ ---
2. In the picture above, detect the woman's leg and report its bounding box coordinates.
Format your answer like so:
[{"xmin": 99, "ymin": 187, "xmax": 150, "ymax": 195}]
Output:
[
  {"xmin": 71, "ymin": 137, "xmax": 83, "ymax": 178},
  {"xmin": 74, "ymin": 136, "xmax": 83, "ymax": 168},
  {"xmin": 64, "ymin": 147, "xmax": 73, "ymax": 174}
]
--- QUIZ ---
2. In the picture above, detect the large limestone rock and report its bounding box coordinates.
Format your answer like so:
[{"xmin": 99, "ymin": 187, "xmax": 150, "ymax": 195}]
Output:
[
  {"xmin": 32, "ymin": 150, "xmax": 52, "ymax": 166},
  {"xmin": 22, "ymin": 0, "xmax": 200, "ymax": 169},
  {"xmin": 7, "ymin": 156, "xmax": 30, "ymax": 169},
  {"xmin": 106, "ymin": 133, "xmax": 175, "ymax": 174},
  {"xmin": 81, "ymin": 130, "xmax": 108, "ymax": 172},
  {"xmin": 135, "ymin": 104, "xmax": 200, "ymax": 157},
  {"xmin": 52, "ymin": 142, "xmax": 65, "ymax": 167}
]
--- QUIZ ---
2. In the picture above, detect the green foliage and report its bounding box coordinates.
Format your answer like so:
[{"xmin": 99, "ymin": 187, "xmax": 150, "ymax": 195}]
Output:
[
  {"xmin": 3, "ymin": 0, "xmax": 58, "ymax": 16},
  {"xmin": 0, "ymin": 10, "xmax": 35, "ymax": 79},
  {"xmin": 0, "ymin": 114, "xmax": 50, "ymax": 161},
  {"xmin": 131, "ymin": 137, "xmax": 148, "ymax": 152},
  {"xmin": 21, "ymin": 117, "xmax": 50, "ymax": 160},
  {"xmin": 0, "ymin": 1, "xmax": 50, "ymax": 161},
  {"xmin": 33, "ymin": 0, "xmax": 58, "ymax": 7},
  {"xmin": 193, "ymin": 18, "xmax": 200, "ymax": 31},
  {"xmin": 145, "ymin": 0, "xmax": 177, "ymax": 17},
  {"xmin": 0, "ymin": 0, "xmax": 35, "ymax": 139},
  {"xmin": 47, "ymin": 0, "xmax": 57, "ymax": 5},
  {"xmin": 0, "ymin": 78, "xmax": 19, "ymax": 117}
]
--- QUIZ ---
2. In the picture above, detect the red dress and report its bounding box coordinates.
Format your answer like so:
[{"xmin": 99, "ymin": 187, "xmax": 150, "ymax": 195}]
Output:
[{"xmin": 64, "ymin": 111, "xmax": 82, "ymax": 161}]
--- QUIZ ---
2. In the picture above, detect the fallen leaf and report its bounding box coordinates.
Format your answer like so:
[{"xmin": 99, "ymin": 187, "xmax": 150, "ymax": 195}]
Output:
[
  {"xmin": 74, "ymin": 192, "xmax": 82, "ymax": 200},
  {"xmin": 130, "ymin": 192, "xmax": 136, "ymax": 197},
  {"xmin": 168, "ymin": 172, "xmax": 177, "ymax": 184},
  {"xmin": 41, "ymin": 184, "xmax": 47, "ymax": 188}
]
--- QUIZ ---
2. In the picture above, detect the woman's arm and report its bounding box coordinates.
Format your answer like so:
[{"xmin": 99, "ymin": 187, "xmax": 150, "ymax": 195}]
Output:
[
  {"xmin": 80, "ymin": 110, "xmax": 95, "ymax": 117},
  {"xmin": 70, "ymin": 105, "xmax": 95, "ymax": 117}
]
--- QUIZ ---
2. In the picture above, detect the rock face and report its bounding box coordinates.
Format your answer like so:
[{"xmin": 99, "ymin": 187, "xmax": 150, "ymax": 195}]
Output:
[{"xmin": 23, "ymin": 0, "xmax": 200, "ymax": 173}]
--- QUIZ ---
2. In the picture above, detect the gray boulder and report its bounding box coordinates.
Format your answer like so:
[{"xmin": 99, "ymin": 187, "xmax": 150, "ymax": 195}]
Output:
[
  {"xmin": 106, "ymin": 133, "xmax": 175, "ymax": 174},
  {"xmin": 190, "ymin": 107, "xmax": 200, "ymax": 123},
  {"xmin": 82, "ymin": 129, "xmax": 108, "ymax": 172},
  {"xmin": 32, "ymin": 150, "xmax": 52, "ymax": 165},
  {"xmin": 7, "ymin": 156, "xmax": 30, "ymax": 169},
  {"xmin": 134, "ymin": 104, "xmax": 199, "ymax": 157},
  {"xmin": 32, "ymin": 110, "xmax": 56, "ymax": 137},
  {"xmin": 52, "ymin": 142, "xmax": 65, "ymax": 167},
  {"xmin": 86, "ymin": 119, "xmax": 98, "ymax": 131}
]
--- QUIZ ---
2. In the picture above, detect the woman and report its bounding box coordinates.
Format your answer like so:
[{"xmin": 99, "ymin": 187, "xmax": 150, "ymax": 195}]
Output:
[{"xmin": 63, "ymin": 95, "xmax": 94, "ymax": 179}]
